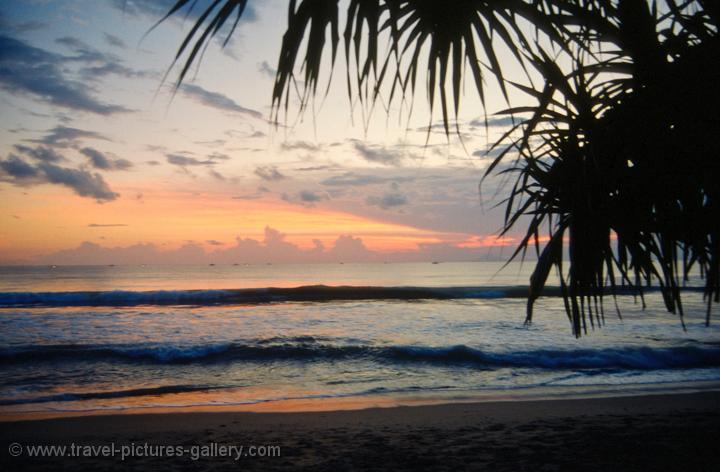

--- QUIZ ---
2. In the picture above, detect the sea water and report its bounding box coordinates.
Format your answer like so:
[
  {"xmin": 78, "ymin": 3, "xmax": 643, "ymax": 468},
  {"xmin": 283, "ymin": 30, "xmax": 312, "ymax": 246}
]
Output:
[{"xmin": 0, "ymin": 262, "xmax": 718, "ymax": 416}]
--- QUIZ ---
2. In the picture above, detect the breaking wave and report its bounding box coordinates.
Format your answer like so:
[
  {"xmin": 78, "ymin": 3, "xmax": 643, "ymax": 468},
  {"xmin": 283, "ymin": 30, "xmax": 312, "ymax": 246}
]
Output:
[{"xmin": 2, "ymin": 341, "xmax": 719, "ymax": 370}]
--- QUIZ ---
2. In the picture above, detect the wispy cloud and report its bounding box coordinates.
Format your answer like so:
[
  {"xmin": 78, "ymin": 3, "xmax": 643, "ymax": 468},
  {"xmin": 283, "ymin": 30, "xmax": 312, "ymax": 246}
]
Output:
[
  {"xmin": 281, "ymin": 141, "xmax": 320, "ymax": 152},
  {"xmin": 0, "ymin": 12, "xmax": 47, "ymax": 34},
  {"xmin": 258, "ymin": 60, "xmax": 276, "ymax": 78},
  {"xmin": 55, "ymin": 35, "xmax": 154, "ymax": 81},
  {"xmin": 353, "ymin": 142, "xmax": 403, "ymax": 166},
  {"xmin": 103, "ymin": 33, "xmax": 126, "ymax": 49},
  {"xmin": 321, "ymin": 172, "xmax": 414, "ymax": 187},
  {"xmin": 295, "ymin": 165, "xmax": 335, "ymax": 172},
  {"xmin": 468, "ymin": 116, "xmax": 520, "ymax": 128},
  {"xmin": 29, "ymin": 126, "xmax": 110, "ymax": 148},
  {"xmin": 254, "ymin": 166, "xmax": 285, "ymax": 181},
  {"xmin": 180, "ymin": 84, "xmax": 263, "ymax": 120},
  {"xmin": 282, "ymin": 190, "xmax": 328, "ymax": 207},
  {"xmin": 80, "ymin": 147, "xmax": 133, "ymax": 171},
  {"xmin": 0, "ymin": 35, "xmax": 132, "ymax": 114},
  {"xmin": 166, "ymin": 153, "xmax": 215, "ymax": 167},
  {"xmin": 366, "ymin": 191, "xmax": 408, "ymax": 209},
  {"xmin": 113, "ymin": 0, "xmax": 259, "ymax": 23}
]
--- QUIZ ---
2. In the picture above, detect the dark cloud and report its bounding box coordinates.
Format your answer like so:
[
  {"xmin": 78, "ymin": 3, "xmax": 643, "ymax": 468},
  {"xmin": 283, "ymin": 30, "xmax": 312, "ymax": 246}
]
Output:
[
  {"xmin": 180, "ymin": 84, "xmax": 263, "ymax": 119},
  {"xmin": 38, "ymin": 162, "xmax": 118, "ymax": 201},
  {"xmin": 88, "ymin": 223, "xmax": 128, "ymax": 227},
  {"xmin": 299, "ymin": 190, "xmax": 325, "ymax": 203},
  {"xmin": 0, "ymin": 155, "xmax": 40, "ymax": 179},
  {"xmin": 281, "ymin": 141, "xmax": 320, "ymax": 152},
  {"xmin": 0, "ymin": 155, "xmax": 118, "ymax": 202},
  {"xmin": 282, "ymin": 190, "xmax": 328, "ymax": 207},
  {"xmin": 30, "ymin": 126, "xmax": 110, "ymax": 147},
  {"xmin": 80, "ymin": 147, "xmax": 133, "ymax": 171},
  {"xmin": 80, "ymin": 148, "xmax": 107, "ymax": 166},
  {"xmin": 254, "ymin": 166, "xmax": 285, "ymax": 181},
  {"xmin": 103, "ymin": 33, "xmax": 127, "ymax": 49},
  {"xmin": 295, "ymin": 165, "xmax": 335, "ymax": 172},
  {"xmin": 321, "ymin": 172, "xmax": 414, "ymax": 187},
  {"xmin": 366, "ymin": 191, "xmax": 408, "ymax": 209},
  {"xmin": 13, "ymin": 145, "xmax": 65, "ymax": 163},
  {"xmin": 353, "ymin": 142, "xmax": 403, "ymax": 166},
  {"xmin": 258, "ymin": 61, "xmax": 276, "ymax": 78},
  {"xmin": 0, "ymin": 35, "xmax": 132, "ymax": 114},
  {"xmin": 166, "ymin": 154, "xmax": 214, "ymax": 167}
]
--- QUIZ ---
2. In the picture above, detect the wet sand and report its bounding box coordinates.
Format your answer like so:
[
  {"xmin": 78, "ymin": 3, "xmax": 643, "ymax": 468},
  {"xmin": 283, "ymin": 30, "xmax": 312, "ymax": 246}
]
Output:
[{"xmin": 1, "ymin": 391, "xmax": 719, "ymax": 471}]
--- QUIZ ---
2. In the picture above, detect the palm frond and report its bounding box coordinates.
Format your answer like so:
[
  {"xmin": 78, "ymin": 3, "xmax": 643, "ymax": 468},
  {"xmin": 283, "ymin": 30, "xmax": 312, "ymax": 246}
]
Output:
[{"xmin": 159, "ymin": 0, "xmax": 719, "ymax": 336}]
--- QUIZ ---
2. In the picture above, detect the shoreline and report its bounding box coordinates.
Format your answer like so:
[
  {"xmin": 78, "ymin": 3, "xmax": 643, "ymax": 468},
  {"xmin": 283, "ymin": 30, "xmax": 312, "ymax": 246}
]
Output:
[
  {"xmin": 4, "ymin": 389, "xmax": 719, "ymax": 428},
  {"xmin": 2, "ymin": 390, "xmax": 719, "ymax": 471},
  {"xmin": 3, "ymin": 380, "xmax": 720, "ymax": 423}
]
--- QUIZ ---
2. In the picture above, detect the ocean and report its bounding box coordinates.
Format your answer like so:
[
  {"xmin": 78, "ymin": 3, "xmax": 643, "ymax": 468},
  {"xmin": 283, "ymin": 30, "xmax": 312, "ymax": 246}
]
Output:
[{"xmin": 1, "ymin": 262, "xmax": 718, "ymax": 416}]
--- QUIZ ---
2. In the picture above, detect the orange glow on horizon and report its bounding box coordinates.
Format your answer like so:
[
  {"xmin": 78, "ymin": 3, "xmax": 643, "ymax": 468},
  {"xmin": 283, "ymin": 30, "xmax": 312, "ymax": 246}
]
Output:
[{"xmin": 0, "ymin": 184, "xmax": 503, "ymax": 260}]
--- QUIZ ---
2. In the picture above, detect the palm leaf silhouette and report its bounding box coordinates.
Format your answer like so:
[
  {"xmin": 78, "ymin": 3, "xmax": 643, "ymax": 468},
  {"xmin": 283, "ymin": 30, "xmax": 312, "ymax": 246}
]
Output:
[{"xmin": 158, "ymin": 0, "xmax": 719, "ymax": 336}]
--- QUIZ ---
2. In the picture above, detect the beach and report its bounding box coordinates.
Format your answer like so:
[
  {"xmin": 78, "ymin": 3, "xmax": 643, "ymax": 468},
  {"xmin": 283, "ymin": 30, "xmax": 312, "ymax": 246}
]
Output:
[{"xmin": 2, "ymin": 391, "xmax": 719, "ymax": 471}]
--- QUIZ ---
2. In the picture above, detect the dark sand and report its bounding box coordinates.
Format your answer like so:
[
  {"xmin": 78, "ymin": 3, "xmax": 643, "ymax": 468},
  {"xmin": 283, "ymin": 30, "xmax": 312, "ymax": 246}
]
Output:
[{"xmin": 2, "ymin": 391, "xmax": 719, "ymax": 471}]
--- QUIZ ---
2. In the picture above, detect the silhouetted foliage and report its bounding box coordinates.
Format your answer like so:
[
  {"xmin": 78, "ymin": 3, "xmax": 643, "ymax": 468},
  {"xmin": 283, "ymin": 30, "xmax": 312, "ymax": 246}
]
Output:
[{"xmin": 160, "ymin": 0, "xmax": 719, "ymax": 336}]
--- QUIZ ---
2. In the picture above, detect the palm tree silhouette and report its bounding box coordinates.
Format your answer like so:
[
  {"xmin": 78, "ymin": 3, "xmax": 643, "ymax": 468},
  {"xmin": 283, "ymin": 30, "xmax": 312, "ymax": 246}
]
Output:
[{"xmin": 159, "ymin": 0, "xmax": 719, "ymax": 336}]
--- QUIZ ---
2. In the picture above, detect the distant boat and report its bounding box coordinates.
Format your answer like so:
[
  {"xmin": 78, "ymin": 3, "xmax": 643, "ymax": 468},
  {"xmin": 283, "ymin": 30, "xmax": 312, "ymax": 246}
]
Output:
[
  {"xmin": 209, "ymin": 263, "xmax": 215, "ymax": 266},
  {"xmin": 108, "ymin": 264, "xmax": 115, "ymax": 267},
  {"xmin": 232, "ymin": 263, "xmax": 239, "ymax": 266},
  {"xmin": 432, "ymin": 261, "xmax": 440, "ymax": 264},
  {"xmin": 50, "ymin": 265, "xmax": 57, "ymax": 269}
]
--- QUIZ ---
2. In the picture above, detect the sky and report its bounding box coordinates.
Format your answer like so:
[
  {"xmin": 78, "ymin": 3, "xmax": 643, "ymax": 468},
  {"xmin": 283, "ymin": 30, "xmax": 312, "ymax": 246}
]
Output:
[{"xmin": 0, "ymin": 0, "xmax": 526, "ymax": 264}]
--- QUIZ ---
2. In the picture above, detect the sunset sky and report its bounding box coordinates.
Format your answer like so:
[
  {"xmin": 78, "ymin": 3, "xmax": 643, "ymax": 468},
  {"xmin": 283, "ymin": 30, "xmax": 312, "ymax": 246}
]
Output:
[{"xmin": 0, "ymin": 0, "xmax": 524, "ymax": 264}]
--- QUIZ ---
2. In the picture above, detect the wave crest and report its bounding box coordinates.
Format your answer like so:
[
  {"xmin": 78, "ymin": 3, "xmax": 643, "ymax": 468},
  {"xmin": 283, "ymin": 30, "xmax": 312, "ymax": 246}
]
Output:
[{"xmin": 2, "ymin": 341, "xmax": 718, "ymax": 370}]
